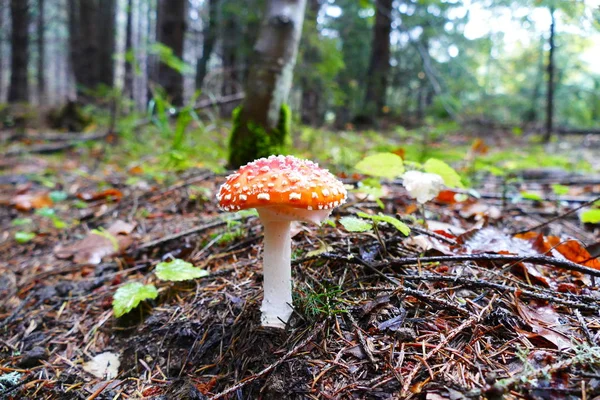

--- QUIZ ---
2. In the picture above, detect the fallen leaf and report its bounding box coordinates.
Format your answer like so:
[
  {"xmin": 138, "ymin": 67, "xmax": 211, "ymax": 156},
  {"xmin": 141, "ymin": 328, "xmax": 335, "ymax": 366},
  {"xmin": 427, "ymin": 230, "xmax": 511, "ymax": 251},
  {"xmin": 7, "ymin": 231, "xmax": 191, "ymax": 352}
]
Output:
[
  {"xmin": 77, "ymin": 188, "xmax": 123, "ymax": 202},
  {"xmin": 11, "ymin": 192, "xmax": 53, "ymax": 211},
  {"xmin": 54, "ymin": 220, "xmax": 136, "ymax": 264},
  {"xmin": 515, "ymin": 300, "xmax": 574, "ymax": 350},
  {"xmin": 83, "ymin": 352, "xmax": 120, "ymax": 379}
]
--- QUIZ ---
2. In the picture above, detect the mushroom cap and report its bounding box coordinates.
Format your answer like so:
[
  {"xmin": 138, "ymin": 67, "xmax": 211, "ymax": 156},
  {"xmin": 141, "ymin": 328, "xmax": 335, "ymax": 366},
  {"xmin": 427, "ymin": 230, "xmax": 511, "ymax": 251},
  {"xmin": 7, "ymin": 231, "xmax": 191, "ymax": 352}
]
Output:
[{"xmin": 217, "ymin": 155, "xmax": 347, "ymax": 213}]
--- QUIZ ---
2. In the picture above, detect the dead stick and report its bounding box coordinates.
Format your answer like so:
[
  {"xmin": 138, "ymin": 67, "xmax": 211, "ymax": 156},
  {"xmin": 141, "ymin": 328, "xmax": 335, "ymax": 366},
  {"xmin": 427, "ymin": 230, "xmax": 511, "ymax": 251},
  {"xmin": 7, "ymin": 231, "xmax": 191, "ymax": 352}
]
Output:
[
  {"xmin": 208, "ymin": 321, "xmax": 325, "ymax": 400},
  {"xmin": 512, "ymin": 194, "xmax": 600, "ymax": 235}
]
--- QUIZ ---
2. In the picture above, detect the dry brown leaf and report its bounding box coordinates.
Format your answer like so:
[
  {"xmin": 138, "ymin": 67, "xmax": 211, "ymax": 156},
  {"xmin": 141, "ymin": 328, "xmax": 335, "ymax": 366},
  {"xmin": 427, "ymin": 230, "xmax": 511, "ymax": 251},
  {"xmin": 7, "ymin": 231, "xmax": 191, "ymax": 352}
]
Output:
[
  {"xmin": 54, "ymin": 220, "xmax": 136, "ymax": 264},
  {"xmin": 77, "ymin": 188, "xmax": 123, "ymax": 202},
  {"xmin": 11, "ymin": 192, "xmax": 53, "ymax": 211},
  {"xmin": 515, "ymin": 300, "xmax": 574, "ymax": 350}
]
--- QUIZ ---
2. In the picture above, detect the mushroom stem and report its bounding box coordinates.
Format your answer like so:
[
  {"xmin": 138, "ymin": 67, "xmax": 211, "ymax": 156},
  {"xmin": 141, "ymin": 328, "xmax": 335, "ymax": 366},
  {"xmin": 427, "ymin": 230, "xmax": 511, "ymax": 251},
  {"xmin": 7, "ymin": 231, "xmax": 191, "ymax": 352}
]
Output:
[{"xmin": 260, "ymin": 219, "xmax": 293, "ymax": 328}]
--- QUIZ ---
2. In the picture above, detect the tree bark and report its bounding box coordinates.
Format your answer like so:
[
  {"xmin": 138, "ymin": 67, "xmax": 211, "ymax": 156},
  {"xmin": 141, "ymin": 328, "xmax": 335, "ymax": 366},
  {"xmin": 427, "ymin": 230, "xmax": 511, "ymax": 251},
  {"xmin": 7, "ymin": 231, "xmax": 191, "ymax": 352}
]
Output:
[
  {"xmin": 300, "ymin": 0, "xmax": 323, "ymax": 126},
  {"xmin": 68, "ymin": 0, "xmax": 115, "ymax": 97},
  {"xmin": 98, "ymin": 0, "xmax": 116, "ymax": 87},
  {"xmin": 195, "ymin": 0, "xmax": 217, "ymax": 90},
  {"xmin": 228, "ymin": 0, "xmax": 308, "ymax": 168},
  {"xmin": 124, "ymin": 0, "xmax": 134, "ymax": 99},
  {"xmin": 221, "ymin": 2, "xmax": 241, "ymax": 114},
  {"xmin": 8, "ymin": 0, "xmax": 30, "ymax": 103},
  {"xmin": 364, "ymin": 0, "xmax": 392, "ymax": 116},
  {"xmin": 0, "ymin": 0, "xmax": 4, "ymax": 101},
  {"xmin": 544, "ymin": 7, "xmax": 556, "ymax": 143},
  {"xmin": 156, "ymin": 0, "xmax": 186, "ymax": 106},
  {"xmin": 37, "ymin": 0, "xmax": 46, "ymax": 103}
]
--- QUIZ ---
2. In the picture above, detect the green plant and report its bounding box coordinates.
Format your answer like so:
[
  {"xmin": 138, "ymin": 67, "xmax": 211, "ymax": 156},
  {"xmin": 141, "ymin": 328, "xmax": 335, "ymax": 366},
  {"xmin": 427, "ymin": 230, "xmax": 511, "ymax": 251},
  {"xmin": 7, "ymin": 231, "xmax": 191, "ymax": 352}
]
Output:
[{"xmin": 296, "ymin": 283, "xmax": 346, "ymax": 319}]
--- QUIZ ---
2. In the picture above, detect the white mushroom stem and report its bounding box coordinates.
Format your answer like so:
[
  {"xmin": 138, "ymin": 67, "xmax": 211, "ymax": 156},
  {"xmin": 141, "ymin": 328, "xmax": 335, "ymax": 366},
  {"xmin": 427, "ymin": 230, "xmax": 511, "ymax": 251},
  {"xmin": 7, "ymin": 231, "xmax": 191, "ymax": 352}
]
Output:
[
  {"xmin": 260, "ymin": 219, "xmax": 293, "ymax": 328},
  {"xmin": 257, "ymin": 206, "xmax": 332, "ymax": 329}
]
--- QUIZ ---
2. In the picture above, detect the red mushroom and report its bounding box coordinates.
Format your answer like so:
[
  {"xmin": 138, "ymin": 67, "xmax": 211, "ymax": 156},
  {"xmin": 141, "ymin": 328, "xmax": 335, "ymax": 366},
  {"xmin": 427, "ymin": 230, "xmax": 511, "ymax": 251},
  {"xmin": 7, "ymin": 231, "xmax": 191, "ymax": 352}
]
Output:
[{"xmin": 217, "ymin": 155, "xmax": 347, "ymax": 328}]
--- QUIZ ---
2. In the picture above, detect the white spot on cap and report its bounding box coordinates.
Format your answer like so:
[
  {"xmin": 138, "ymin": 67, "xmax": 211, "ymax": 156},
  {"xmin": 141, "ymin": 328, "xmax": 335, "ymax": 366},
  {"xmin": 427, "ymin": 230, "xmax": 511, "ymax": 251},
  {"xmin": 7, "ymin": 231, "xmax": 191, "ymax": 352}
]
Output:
[
  {"xmin": 224, "ymin": 194, "xmax": 232, "ymax": 200},
  {"xmin": 307, "ymin": 206, "xmax": 313, "ymax": 210},
  {"xmin": 322, "ymin": 189, "xmax": 330, "ymax": 197},
  {"xmin": 243, "ymin": 186, "xmax": 249, "ymax": 192},
  {"xmin": 260, "ymin": 166, "xmax": 270, "ymax": 172},
  {"xmin": 267, "ymin": 183, "xmax": 275, "ymax": 188},
  {"xmin": 289, "ymin": 192, "xmax": 301, "ymax": 201},
  {"xmin": 257, "ymin": 193, "xmax": 270, "ymax": 201},
  {"xmin": 312, "ymin": 192, "xmax": 318, "ymax": 199},
  {"xmin": 233, "ymin": 183, "xmax": 241, "ymax": 189},
  {"xmin": 239, "ymin": 194, "xmax": 248, "ymax": 201}
]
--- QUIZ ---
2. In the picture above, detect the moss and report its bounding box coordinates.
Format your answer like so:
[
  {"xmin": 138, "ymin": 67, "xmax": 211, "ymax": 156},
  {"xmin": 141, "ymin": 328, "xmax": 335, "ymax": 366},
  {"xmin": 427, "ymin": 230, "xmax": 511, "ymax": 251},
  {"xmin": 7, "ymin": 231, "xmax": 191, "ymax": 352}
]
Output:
[{"xmin": 227, "ymin": 103, "xmax": 292, "ymax": 168}]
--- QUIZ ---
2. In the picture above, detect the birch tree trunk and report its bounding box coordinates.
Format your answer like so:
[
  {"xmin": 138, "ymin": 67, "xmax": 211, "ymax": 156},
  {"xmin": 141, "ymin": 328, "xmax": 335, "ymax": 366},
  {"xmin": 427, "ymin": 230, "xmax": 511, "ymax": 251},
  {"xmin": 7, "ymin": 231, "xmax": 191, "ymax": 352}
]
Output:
[{"xmin": 228, "ymin": 0, "xmax": 307, "ymax": 168}]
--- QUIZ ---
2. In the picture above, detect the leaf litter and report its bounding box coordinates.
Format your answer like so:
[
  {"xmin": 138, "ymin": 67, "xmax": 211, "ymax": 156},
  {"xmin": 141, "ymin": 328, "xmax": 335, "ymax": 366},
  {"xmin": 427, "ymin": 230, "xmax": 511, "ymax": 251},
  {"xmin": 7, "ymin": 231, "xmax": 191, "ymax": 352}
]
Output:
[{"xmin": 1, "ymin": 141, "xmax": 600, "ymax": 399}]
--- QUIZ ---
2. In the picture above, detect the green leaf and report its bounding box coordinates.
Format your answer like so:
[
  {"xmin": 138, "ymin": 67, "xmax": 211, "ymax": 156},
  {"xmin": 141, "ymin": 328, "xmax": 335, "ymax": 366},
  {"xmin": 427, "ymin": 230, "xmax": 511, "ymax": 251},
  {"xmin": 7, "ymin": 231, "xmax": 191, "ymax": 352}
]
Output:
[
  {"xmin": 423, "ymin": 158, "xmax": 464, "ymax": 189},
  {"xmin": 35, "ymin": 207, "xmax": 56, "ymax": 218},
  {"xmin": 355, "ymin": 153, "xmax": 404, "ymax": 179},
  {"xmin": 339, "ymin": 216, "xmax": 372, "ymax": 232},
  {"xmin": 357, "ymin": 212, "xmax": 411, "ymax": 236},
  {"xmin": 11, "ymin": 218, "xmax": 32, "ymax": 226},
  {"xmin": 112, "ymin": 282, "xmax": 158, "ymax": 317},
  {"xmin": 49, "ymin": 191, "xmax": 68, "ymax": 203},
  {"xmin": 155, "ymin": 259, "xmax": 209, "ymax": 281},
  {"xmin": 15, "ymin": 231, "xmax": 36, "ymax": 244},
  {"xmin": 551, "ymin": 184, "xmax": 569, "ymax": 196},
  {"xmin": 580, "ymin": 209, "xmax": 600, "ymax": 224},
  {"xmin": 149, "ymin": 43, "xmax": 193, "ymax": 75},
  {"xmin": 521, "ymin": 192, "xmax": 543, "ymax": 201}
]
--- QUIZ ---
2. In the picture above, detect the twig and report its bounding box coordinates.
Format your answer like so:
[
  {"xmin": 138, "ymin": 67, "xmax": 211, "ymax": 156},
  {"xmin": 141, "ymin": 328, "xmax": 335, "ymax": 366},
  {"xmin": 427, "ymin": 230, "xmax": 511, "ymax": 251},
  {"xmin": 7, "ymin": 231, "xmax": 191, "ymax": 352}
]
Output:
[
  {"xmin": 512, "ymin": 195, "xmax": 600, "ymax": 235},
  {"xmin": 5, "ymin": 132, "xmax": 109, "ymax": 156},
  {"xmin": 208, "ymin": 321, "xmax": 326, "ymax": 400},
  {"xmin": 134, "ymin": 218, "xmax": 230, "ymax": 252},
  {"xmin": 398, "ymin": 274, "xmax": 598, "ymax": 312},
  {"xmin": 381, "ymin": 254, "xmax": 600, "ymax": 278}
]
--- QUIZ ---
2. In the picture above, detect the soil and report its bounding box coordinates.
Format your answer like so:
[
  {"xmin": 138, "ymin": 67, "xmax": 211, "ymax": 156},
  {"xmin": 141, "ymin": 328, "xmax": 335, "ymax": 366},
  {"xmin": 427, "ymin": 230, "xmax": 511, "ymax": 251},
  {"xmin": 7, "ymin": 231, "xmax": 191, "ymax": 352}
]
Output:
[{"xmin": 1, "ymin": 134, "xmax": 600, "ymax": 400}]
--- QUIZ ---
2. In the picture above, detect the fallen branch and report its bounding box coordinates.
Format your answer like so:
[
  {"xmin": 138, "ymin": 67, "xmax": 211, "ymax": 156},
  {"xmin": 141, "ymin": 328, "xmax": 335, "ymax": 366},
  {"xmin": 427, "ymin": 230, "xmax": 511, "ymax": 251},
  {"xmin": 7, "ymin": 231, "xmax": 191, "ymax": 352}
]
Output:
[
  {"xmin": 512, "ymin": 194, "xmax": 600, "ymax": 235},
  {"xmin": 134, "ymin": 218, "xmax": 229, "ymax": 252},
  {"xmin": 295, "ymin": 252, "xmax": 600, "ymax": 278},
  {"xmin": 209, "ymin": 321, "xmax": 326, "ymax": 400},
  {"xmin": 5, "ymin": 132, "xmax": 109, "ymax": 156}
]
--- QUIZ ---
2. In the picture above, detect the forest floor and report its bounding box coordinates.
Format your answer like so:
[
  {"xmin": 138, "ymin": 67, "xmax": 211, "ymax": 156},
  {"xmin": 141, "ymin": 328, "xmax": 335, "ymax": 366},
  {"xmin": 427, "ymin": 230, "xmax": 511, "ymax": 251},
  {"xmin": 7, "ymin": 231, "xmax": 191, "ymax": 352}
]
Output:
[{"xmin": 1, "ymin": 127, "xmax": 600, "ymax": 399}]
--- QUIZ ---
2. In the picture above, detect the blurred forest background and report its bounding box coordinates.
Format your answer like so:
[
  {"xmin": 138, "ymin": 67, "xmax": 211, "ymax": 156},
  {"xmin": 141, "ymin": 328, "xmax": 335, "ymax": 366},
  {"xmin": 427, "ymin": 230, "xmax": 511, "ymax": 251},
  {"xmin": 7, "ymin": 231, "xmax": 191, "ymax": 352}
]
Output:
[{"xmin": 0, "ymin": 0, "xmax": 599, "ymax": 165}]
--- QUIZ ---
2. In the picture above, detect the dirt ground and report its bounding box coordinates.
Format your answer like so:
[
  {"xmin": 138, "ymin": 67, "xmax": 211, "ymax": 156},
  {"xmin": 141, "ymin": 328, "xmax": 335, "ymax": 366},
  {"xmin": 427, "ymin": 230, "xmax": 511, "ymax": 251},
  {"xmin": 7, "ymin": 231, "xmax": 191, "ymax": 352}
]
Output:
[{"xmin": 2, "ymin": 133, "xmax": 600, "ymax": 399}]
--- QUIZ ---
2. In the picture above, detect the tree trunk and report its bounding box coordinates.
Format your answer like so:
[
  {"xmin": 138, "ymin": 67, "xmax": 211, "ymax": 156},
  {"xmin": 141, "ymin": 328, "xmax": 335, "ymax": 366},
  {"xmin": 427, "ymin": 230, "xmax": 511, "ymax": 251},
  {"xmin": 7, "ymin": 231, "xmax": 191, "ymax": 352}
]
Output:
[
  {"xmin": 195, "ymin": 0, "xmax": 217, "ymax": 90},
  {"xmin": 37, "ymin": 0, "xmax": 46, "ymax": 103},
  {"xmin": 8, "ymin": 0, "xmax": 29, "ymax": 103},
  {"xmin": 98, "ymin": 0, "xmax": 116, "ymax": 87},
  {"xmin": 364, "ymin": 0, "xmax": 392, "ymax": 116},
  {"xmin": 221, "ymin": 3, "xmax": 241, "ymax": 115},
  {"xmin": 544, "ymin": 7, "xmax": 556, "ymax": 143},
  {"xmin": 228, "ymin": 0, "xmax": 307, "ymax": 168},
  {"xmin": 68, "ymin": 0, "xmax": 115, "ymax": 97},
  {"xmin": 124, "ymin": 0, "xmax": 134, "ymax": 99},
  {"xmin": 0, "ymin": 0, "xmax": 4, "ymax": 101},
  {"xmin": 156, "ymin": 0, "xmax": 186, "ymax": 106},
  {"xmin": 300, "ymin": 0, "xmax": 323, "ymax": 126}
]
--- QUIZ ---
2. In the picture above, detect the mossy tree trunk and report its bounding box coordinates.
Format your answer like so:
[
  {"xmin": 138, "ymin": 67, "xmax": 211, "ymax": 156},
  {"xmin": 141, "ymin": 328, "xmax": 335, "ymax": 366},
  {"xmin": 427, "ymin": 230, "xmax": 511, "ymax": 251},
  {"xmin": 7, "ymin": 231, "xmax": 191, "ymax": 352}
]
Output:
[{"xmin": 228, "ymin": 0, "xmax": 307, "ymax": 168}]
